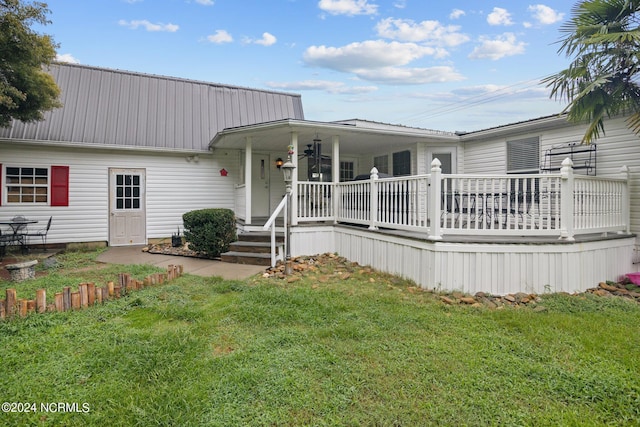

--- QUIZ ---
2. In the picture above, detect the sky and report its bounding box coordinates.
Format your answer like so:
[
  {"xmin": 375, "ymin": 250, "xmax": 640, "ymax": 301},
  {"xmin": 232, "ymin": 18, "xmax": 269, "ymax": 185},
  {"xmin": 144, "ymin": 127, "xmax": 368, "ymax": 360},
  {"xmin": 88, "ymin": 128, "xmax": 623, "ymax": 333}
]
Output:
[{"xmin": 40, "ymin": 0, "xmax": 574, "ymax": 133}]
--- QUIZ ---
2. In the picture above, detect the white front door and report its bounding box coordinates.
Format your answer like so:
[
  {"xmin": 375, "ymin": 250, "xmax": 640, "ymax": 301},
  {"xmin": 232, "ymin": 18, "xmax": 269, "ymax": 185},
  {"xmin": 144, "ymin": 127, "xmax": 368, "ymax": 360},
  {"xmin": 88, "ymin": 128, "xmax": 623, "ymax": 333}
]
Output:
[
  {"xmin": 251, "ymin": 154, "xmax": 270, "ymax": 217},
  {"xmin": 428, "ymin": 148, "xmax": 457, "ymax": 174},
  {"xmin": 109, "ymin": 168, "xmax": 146, "ymax": 246}
]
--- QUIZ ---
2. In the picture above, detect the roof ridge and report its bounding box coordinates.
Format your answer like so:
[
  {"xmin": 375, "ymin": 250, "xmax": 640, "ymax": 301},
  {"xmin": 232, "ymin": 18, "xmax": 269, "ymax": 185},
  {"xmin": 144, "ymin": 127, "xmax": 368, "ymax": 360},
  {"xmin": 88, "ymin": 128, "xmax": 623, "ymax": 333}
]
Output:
[{"xmin": 51, "ymin": 61, "xmax": 302, "ymax": 98}]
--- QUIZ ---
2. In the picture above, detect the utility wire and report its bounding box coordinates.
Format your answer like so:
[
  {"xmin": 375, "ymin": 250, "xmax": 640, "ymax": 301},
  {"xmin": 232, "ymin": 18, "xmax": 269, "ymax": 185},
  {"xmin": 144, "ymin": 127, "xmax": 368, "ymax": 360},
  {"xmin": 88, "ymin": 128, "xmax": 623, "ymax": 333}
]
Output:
[{"xmin": 393, "ymin": 76, "xmax": 550, "ymax": 126}]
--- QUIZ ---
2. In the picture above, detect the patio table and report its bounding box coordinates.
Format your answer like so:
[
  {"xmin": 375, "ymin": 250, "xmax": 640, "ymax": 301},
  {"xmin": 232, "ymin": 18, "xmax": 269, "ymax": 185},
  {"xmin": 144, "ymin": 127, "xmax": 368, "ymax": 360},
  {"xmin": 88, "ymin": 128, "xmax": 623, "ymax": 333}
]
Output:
[{"xmin": 0, "ymin": 218, "xmax": 38, "ymax": 256}]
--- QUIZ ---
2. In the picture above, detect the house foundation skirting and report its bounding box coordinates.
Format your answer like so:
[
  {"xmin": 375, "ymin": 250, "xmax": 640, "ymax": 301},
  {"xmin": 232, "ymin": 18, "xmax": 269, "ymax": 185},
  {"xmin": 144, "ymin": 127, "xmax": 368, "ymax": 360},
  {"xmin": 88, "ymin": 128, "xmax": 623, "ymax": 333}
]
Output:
[{"xmin": 291, "ymin": 224, "xmax": 637, "ymax": 295}]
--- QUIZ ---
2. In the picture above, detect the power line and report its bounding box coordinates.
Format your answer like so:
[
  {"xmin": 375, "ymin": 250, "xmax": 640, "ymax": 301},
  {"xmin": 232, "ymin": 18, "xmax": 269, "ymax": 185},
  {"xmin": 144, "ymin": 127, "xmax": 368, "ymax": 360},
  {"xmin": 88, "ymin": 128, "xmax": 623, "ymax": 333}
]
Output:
[{"xmin": 392, "ymin": 75, "xmax": 551, "ymax": 126}]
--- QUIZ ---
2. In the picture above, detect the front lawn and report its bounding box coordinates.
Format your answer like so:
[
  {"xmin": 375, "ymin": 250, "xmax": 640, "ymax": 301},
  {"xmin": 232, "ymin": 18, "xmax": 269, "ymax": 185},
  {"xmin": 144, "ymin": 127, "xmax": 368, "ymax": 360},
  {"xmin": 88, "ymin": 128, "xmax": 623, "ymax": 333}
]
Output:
[{"xmin": 0, "ymin": 250, "xmax": 639, "ymax": 426}]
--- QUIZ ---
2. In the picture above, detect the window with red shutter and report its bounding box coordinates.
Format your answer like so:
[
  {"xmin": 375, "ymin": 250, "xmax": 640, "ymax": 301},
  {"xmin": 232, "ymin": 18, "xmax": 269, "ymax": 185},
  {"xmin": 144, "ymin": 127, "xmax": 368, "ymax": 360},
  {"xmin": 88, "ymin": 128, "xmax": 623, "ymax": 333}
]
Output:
[{"xmin": 51, "ymin": 166, "xmax": 69, "ymax": 207}]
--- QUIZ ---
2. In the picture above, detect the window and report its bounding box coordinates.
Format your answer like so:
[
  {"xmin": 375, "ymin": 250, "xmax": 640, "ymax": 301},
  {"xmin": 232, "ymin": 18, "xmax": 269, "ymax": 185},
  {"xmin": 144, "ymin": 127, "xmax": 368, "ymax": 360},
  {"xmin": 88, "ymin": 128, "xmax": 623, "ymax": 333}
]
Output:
[
  {"xmin": 432, "ymin": 152, "xmax": 452, "ymax": 174},
  {"xmin": 115, "ymin": 174, "xmax": 141, "ymax": 209},
  {"xmin": 374, "ymin": 155, "xmax": 388, "ymax": 174},
  {"xmin": 1, "ymin": 165, "xmax": 69, "ymax": 206},
  {"xmin": 6, "ymin": 167, "xmax": 49, "ymax": 203},
  {"xmin": 507, "ymin": 137, "xmax": 539, "ymax": 174},
  {"xmin": 339, "ymin": 161, "xmax": 354, "ymax": 181},
  {"xmin": 392, "ymin": 150, "xmax": 411, "ymax": 176}
]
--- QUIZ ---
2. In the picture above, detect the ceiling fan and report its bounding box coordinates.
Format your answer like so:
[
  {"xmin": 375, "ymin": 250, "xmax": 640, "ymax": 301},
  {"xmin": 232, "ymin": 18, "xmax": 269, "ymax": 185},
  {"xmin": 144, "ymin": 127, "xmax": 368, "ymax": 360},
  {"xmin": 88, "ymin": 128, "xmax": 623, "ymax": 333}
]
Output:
[{"xmin": 299, "ymin": 136, "xmax": 322, "ymax": 159}]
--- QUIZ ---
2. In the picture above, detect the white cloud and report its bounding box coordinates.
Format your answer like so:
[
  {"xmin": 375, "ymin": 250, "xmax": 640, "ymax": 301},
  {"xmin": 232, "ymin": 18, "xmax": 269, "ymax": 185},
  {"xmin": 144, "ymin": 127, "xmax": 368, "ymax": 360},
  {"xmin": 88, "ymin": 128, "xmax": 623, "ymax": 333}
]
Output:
[
  {"xmin": 267, "ymin": 80, "xmax": 378, "ymax": 95},
  {"xmin": 195, "ymin": 0, "xmax": 214, "ymax": 4},
  {"xmin": 468, "ymin": 33, "xmax": 526, "ymax": 60},
  {"xmin": 243, "ymin": 33, "xmax": 278, "ymax": 46},
  {"xmin": 318, "ymin": 0, "xmax": 378, "ymax": 16},
  {"xmin": 450, "ymin": 9, "xmax": 465, "ymax": 20},
  {"xmin": 304, "ymin": 40, "xmax": 441, "ymax": 71},
  {"xmin": 375, "ymin": 17, "xmax": 469, "ymax": 48},
  {"xmin": 303, "ymin": 40, "xmax": 464, "ymax": 85},
  {"xmin": 207, "ymin": 29, "xmax": 233, "ymax": 44},
  {"xmin": 118, "ymin": 19, "xmax": 179, "ymax": 32},
  {"xmin": 56, "ymin": 53, "xmax": 80, "ymax": 64},
  {"xmin": 528, "ymin": 4, "xmax": 564, "ymax": 25},
  {"xmin": 393, "ymin": 0, "xmax": 407, "ymax": 9},
  {"xmin": 487, "ymin": 7, "xmax": 513, "ymax": 26},
  {"xmin": 355, "ymin": 66, "xmax": 465, "ymax": 85}
]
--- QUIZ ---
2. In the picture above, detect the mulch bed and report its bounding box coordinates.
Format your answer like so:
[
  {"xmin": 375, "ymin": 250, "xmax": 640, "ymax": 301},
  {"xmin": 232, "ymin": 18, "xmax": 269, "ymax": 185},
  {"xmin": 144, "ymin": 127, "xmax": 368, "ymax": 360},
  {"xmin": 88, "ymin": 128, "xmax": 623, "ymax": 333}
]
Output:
[{"xmin": 144, "ymin": 243, "xmax": 216, "ymax": 259}]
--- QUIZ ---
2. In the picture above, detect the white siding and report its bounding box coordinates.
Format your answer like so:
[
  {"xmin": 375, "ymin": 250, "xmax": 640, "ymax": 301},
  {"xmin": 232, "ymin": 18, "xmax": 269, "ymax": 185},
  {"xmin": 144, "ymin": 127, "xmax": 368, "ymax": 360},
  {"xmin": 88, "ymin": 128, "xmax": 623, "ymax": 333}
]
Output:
[
  {"xmin": 333, "ymin": 226, "xmax": 635, "ymax": 295},
  {"xmin": 462, "ymin": 138, "xmax": 506, "ymax": 174},
  {"xmin": 0, "ymin": 143, "xmax": 240, "ymax": 245},
  {"xmin": 291, "ymin": 226, "xmax": 336, "ymax": 257}
]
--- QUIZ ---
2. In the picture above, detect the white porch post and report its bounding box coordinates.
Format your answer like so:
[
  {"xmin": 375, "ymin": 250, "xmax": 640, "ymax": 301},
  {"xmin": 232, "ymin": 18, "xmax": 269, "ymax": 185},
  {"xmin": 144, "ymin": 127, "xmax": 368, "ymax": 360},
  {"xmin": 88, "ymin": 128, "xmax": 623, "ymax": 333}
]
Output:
[
  {"xmin": 332, "ymin": 135, "xmax": 340, "ymax": 223},
  {"xmin": 245, "ymin": 136, "xmax": 252, "ymax": 225},
  {"xmin": 369, "ymin": 167, "xmax": 379, "ymax": 230},
  {"xmin": 428, "ymin": 158, "xmax": 443, "ymax": 241},
  {"xmin": 620, "ymin": 165, "xmax": 631, "ymax": 234},
  {"xmin": 290, "ymin": 132, "xmax": 299, "ymax": 226},
  {"xmin": 559, "ymin": 157, "xmax": 575, "ymax": 241}
]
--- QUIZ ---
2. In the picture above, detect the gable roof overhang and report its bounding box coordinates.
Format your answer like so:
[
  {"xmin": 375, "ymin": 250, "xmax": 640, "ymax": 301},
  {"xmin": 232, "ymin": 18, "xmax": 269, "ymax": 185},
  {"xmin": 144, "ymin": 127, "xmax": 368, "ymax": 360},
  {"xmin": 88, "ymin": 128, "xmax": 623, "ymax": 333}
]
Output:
[
  {"xmin": 457, "ymin": 114, "xmax": 572, "ymax": 142},
  {"xmin": 209, "ymin": 119, "xmax": 460, "ymax": 155}
]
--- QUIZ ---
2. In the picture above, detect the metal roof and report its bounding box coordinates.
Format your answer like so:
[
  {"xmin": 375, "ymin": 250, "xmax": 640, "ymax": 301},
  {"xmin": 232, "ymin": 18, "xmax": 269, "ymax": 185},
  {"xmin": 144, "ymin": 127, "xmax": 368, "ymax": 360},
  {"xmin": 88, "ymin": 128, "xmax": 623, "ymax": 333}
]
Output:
[{"xmin": 0, "ymin": 63, "xmax": 304, "ymax": 152}]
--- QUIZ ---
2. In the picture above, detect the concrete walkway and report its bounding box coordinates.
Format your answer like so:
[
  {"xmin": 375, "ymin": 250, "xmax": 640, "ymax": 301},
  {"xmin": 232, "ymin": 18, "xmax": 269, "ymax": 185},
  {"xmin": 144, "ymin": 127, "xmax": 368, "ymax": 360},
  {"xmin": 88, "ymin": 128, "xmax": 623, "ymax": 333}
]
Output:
[{"xmin": 96, "ymin": 246, "xmax": 267, "ymax": 280}]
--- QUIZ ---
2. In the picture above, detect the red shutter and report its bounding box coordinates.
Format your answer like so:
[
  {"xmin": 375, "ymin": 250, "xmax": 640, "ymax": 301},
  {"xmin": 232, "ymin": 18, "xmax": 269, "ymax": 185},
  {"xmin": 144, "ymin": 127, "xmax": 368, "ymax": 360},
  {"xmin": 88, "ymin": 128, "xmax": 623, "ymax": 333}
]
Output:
[{"xmin": 51, "ymin": 166, "xmax": 69, "ymax": 206}]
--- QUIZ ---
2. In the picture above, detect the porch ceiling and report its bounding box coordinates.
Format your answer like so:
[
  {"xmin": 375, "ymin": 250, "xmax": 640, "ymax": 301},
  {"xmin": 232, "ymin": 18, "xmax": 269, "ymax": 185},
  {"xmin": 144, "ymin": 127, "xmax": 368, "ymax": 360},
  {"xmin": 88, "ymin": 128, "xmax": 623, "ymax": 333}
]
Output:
[{"xmin": 209, "ymin": 119, "xmax": 459, "ymax": 155}]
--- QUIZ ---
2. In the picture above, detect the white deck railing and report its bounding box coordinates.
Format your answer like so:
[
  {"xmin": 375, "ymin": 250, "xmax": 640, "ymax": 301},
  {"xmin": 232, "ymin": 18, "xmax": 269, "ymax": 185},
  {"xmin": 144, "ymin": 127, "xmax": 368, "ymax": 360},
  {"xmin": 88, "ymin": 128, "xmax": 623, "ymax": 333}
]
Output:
[
  {"xmin": 292, "ymin": 158, "xmax": 630, "ymax": 241},
  {"xmin": 263, "ymin": 195, "xmax": 288, "ymax": 267},
  {"xmin": 297, "ymin": 181, "xmax": 333, "ymax": 221}
]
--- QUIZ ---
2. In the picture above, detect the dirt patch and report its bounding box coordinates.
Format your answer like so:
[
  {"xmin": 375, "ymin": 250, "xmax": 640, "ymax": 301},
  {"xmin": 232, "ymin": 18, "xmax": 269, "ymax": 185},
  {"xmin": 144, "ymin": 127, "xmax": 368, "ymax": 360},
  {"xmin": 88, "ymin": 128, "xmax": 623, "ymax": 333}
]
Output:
[
  {"xmin": 0, "ymin": 254, "xmax": 51, "ymax": 281},
  {"xmin": 0, "ymin": 257, "xmax": 47, "ymax": 281}
]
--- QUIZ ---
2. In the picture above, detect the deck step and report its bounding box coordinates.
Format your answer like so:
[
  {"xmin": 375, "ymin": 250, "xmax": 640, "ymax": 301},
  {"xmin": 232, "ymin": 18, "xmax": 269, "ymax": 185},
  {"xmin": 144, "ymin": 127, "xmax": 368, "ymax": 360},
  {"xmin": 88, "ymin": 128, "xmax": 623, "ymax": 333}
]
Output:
[
  {"xmin": 221, "ymin": 231, "xmax": 284, "ymax": 265},
  {"xmin": 220, "ymin": 251, "xmax": 273, "ymax": 266},
  {"xmin": 237, "ymin": 231, "xmax": 284, "ymax": 243},
  {"xmin": 229, "ymin": 241, "xmax": 277, "ymax": 254}
]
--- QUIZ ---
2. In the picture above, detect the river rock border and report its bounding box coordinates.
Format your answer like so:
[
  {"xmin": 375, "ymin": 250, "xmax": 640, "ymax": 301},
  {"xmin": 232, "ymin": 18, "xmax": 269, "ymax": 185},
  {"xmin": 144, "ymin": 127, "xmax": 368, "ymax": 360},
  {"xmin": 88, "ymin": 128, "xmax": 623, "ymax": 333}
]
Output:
[{"xmin": 263, "ymin": 253, "xmax": 640, "ymax": 310}]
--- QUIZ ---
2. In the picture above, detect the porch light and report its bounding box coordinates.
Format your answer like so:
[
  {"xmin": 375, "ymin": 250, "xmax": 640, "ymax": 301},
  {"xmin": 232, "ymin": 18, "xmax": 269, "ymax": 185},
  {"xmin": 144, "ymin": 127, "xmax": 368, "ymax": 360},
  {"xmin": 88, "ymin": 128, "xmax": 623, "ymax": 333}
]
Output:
[
  {"xmin": 281, "ymin": 160, "xmax": 295, "ymax": 187},
  {"xmin": 275, "ymin": 157, "xmax": 284, "ymax": 169},
  {"xmin": 281, "ymin": 159, "xmax": 296, "ymax": 276}
]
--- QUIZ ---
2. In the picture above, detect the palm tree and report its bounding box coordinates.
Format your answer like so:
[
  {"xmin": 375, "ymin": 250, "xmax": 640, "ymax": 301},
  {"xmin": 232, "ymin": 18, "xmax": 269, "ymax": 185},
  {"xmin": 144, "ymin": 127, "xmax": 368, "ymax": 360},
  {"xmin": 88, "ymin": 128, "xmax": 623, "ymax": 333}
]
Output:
[{"xmin": 544, "ymin": 0, "xmax": 640, "ymax": 143}]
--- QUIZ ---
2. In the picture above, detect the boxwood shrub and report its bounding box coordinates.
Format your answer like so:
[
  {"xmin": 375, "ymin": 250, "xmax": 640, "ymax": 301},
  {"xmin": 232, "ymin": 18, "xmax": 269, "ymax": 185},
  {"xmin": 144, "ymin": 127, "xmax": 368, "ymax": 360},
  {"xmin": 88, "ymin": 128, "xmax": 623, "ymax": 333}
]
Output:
[{"xmin": 182, "ymin": 208, "xmax": 236, "ymax": 257}]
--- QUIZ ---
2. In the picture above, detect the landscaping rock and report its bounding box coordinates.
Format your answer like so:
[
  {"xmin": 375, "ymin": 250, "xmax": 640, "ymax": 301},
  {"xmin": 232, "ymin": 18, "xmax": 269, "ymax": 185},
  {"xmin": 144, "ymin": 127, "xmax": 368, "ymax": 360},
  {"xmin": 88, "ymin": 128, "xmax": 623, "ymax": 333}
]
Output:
[
  {"xmin": 440, "ymin": 296, "xmax": 455, "ymax": 305},
  {"xmin": 258, "ymin": 252, "xmax": 640, "ymax": 310}
]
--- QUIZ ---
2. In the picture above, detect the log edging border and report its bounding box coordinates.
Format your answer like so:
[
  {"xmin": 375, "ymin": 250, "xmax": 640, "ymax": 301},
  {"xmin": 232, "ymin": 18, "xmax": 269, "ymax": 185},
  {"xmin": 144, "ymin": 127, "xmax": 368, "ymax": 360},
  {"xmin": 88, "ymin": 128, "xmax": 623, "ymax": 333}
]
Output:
[{"xmin": 0, "ymin": 265, "xmax": 183, "ymax": 320}]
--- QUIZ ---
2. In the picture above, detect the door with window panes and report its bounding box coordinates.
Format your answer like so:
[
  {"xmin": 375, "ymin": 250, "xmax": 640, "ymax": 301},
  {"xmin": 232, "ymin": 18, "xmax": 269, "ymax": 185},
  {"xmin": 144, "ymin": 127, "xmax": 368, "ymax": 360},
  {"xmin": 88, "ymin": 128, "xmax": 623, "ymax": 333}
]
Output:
[{"xmin": 109, "ymin": 168, "xmax": 146, "ymax": 246}]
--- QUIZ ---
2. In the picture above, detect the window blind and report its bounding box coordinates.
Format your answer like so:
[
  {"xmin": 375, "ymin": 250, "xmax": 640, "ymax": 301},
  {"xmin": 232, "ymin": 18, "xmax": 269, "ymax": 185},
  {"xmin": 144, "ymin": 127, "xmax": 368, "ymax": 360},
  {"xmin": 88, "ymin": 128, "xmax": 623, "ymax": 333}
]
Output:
[{"xmin": 507, "ymin": 137, "xmax": 539, "ymax": 173}]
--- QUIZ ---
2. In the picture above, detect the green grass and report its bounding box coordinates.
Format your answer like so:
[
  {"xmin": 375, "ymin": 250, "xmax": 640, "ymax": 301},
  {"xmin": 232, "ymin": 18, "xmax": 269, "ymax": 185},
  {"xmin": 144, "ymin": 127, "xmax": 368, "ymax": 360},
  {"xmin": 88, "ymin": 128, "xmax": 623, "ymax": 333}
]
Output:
[
  {"xmin": 1, "ymin": 249, "xmax": 164, "ymax": 304},
  {"xmin": 1, "ymin": 251, "xmax": 639, "ymax": 426}
]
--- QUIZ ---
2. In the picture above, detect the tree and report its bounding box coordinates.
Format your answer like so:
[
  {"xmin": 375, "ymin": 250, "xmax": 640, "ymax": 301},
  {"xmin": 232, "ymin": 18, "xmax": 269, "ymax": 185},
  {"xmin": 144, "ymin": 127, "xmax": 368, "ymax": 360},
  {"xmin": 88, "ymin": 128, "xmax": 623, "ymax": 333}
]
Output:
[
  {"xmin": 0, "ymin": 0, "xmax": 61, "ymax": 127},
  {"xmin": 544, "ymin": 0, "xmax": 640, "ymax": 144}
]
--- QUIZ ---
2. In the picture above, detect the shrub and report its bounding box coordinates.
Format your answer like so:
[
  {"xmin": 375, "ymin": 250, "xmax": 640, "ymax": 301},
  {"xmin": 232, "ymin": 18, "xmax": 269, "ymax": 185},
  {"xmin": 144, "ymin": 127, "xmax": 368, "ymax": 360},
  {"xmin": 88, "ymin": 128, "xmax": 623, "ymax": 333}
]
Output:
[{"xmin": 183, "ymin": 209, "xmax": 236, "ymax": 257}]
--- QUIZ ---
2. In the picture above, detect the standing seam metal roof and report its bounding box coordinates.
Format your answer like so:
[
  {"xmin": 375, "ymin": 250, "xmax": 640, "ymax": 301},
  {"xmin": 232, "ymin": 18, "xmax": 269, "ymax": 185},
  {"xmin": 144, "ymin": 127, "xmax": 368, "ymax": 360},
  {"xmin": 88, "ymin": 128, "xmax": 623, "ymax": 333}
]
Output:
[{"xmin": 0, "ymin": 63, "xmax": 304, "ymax": 152}]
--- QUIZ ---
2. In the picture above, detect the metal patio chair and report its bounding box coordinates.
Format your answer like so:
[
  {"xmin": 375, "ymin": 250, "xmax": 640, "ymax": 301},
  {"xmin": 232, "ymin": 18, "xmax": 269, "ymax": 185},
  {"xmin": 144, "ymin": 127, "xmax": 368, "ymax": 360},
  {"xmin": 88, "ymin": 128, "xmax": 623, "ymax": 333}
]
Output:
[{"xmin": 25, "ymin": 216, "xmax": 53, "ymax": 250}]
